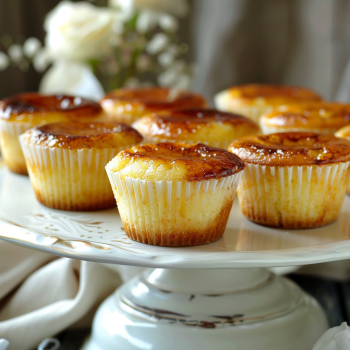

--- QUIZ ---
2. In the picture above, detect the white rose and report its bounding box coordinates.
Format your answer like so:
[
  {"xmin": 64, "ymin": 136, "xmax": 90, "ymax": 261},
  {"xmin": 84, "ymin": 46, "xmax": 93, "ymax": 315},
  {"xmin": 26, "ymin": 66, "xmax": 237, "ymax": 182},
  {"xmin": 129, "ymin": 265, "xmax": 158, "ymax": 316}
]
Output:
[
  {"xmin": 40, "ymin": 60, "xmax": 105, "ymax": 101},
  {"xmin": 44, "ymin": 1, "xmax": 117, "ymax": 61},
  {"xmin": 110, "ymin": 0, "xmax": 189, "ymax": 18},
  {"xmin": 146, "ymin": 33, "xmax": 169, "ymax": 54},
  {"xmin": 0, "ymin": 52, "xmax": 9, "ymax": 71}
]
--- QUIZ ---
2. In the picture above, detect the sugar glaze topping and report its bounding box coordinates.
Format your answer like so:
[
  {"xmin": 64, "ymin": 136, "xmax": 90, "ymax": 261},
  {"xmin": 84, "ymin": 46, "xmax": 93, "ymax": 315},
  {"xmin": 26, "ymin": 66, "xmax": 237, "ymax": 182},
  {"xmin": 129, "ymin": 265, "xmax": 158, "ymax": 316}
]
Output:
[
  {"xmin": 22, "ymin": 121, "xmax": 143, "ymax": 149},
  {"xmin": 111, "ymin": 142, "xmax": 245, "ymax": 181},
  {"xmin": 229, "ymin": 132, "xmax": 350, "ymax": 166},
  {"xmin": 0, "ymin": 93, "xmax": 102, "ymax": 121}
]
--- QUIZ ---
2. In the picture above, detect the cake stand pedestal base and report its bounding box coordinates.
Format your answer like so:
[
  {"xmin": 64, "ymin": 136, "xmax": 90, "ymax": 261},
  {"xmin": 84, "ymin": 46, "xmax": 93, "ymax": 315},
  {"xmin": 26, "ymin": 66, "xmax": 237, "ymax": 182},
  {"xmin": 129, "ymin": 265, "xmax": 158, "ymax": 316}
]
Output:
[{"xmin": 84, "ymin": 268, "xmax": 327, "ymax": 350}]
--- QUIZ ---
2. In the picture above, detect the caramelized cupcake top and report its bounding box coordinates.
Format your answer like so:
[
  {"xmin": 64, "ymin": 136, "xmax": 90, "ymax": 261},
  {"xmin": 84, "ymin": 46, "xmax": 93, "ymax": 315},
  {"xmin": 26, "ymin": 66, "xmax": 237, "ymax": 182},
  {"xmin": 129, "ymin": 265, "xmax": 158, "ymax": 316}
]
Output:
[
  {"xmin": 217, "ymin": 84, "xmax": 322, "ymax": 106},
  {"xmin": 21, "ymin": 121, "xmax": 143, "ymax": 149},
  {"xmin": 106, "ymin": 142, "xmax": 245, "ymax": 181},
  {"xmin": 335, "ymin": 125, "xmax": 350, "ymax": 140},
  {"xmin": 0, "ymin": 93, "xmax": 104, "ymax": 123},
  {"xmin": 100, "ymin": 87, "xmax": 208, "ymax": 117},
  {"xmin": 228, "ymin": 132, "xmax": 350, "ymax": 166},
  {"xmin": 133, "ymin": 108, "xmax": 259, "ymax": 142},
  {"xmin": 261, "ymin": 102, "xmax": 350, "ymax": 130}
]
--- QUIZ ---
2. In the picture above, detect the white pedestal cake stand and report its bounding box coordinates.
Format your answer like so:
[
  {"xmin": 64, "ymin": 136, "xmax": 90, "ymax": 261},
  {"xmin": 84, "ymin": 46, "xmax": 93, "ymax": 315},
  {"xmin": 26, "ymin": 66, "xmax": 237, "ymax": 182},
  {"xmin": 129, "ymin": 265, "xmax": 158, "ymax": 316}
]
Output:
[{"xmin": 2, "ymin": 164, "xmax": 350, "ymax": 349}]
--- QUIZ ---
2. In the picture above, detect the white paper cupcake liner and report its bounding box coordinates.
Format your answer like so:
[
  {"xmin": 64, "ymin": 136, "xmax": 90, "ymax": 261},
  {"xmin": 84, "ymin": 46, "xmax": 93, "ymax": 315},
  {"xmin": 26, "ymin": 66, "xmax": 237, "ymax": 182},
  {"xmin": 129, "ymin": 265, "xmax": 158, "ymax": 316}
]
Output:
[
  {"xmin": 106, "ymin": 171, "xmax": 242, "ymax": 246},
  {"xmin": 138, "ymin": 136, "xmax": 227, "ymax": 149},
  {"xmin": 238, "ymin": 162, "xmax": 350, "ymax": 229},
  {"xmin": 260, "ymin": 124, "xmax": 334, "ymax": 135},
  {"xmin": 0, "ymin": 120, "xmax": 33, "ymax": 174},
  {"xmin": 20, "ymin": 140, "xmax": 131, "ymax": 211},
  {"xmin": 227, "ymin": 104, "xmax": 273, "ymax": 125},
  {"xmin": 214, "ymin": 91, "xmax": 271, "ymax": 124}
]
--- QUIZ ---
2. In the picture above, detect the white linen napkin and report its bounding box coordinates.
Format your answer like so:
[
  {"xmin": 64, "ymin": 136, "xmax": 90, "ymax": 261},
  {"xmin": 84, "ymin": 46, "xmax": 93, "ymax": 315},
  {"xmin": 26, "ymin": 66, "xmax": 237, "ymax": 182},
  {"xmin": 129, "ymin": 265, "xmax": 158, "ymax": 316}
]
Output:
[
  {"xmin": 0, "ymin": 240, "xmax": 122, "ymax": 350},
  {"xmin": 312, "ymin": 323, "xmax": 350, "ymax": 350},
  {"xmin": 0, "ymin": 339, "xmax": 9, "ymax": 350}
]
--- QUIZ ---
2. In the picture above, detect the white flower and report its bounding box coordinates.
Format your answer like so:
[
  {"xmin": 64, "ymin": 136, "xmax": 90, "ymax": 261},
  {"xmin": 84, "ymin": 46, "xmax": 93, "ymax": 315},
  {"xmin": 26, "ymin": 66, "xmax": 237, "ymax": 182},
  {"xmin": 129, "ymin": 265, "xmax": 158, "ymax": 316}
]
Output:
[
  {"xmin": 158, "ymin": 60, "xmax": 192, "ymax": 89},
  {"xmin": 23, "ymin": 37, "xmax": 41, "ymax": 58},
  {"xmin": 146, "ymin": 33, "xmax": 169, "ymax": 54},
  {"xmin": 8, "ymin": 44, "xmax": 22, "ymax": 63},
  {"xmin": 0, "ymin": 52, "xmax": 9, "ymax": 70},
  {"xmin": 136, "ymin": 11, "xmax": 159, "ymax": 33},
  {"xmin": 40, "ymin": 60, "xmax": 105, "ymax": 101},
  {"xmin": 109, "ymin": 0, "xmax": 189, "ymax": 18},
  {"xmin": 173, "ymin": 73, "xmax": 191, "ymax": 90},
  {"xmin": 158, "ymin": 51, "xmax": 174, "ymax": 67},
  {"xmin": 33, "ymin": 48, "xmax": 51, "ymax": 72},
  {"xmin": 159, "ymin": 14, "xmax": 178, "ymax": 32},
  {"xmin": 158, "ymin": 68, "xmax": 177, "ymax": 87},
  {"xmin": 44, "ymin": 1, "xmax": 118, "ymax": 61}
]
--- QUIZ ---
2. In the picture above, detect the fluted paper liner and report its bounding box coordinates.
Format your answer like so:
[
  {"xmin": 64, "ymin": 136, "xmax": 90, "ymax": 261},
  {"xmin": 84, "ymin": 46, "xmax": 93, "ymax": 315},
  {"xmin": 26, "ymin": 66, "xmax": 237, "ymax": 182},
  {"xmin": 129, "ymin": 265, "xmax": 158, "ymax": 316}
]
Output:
[
  {"xmin": 0, "ymin": 120, "xmax": 32, "ymax": 174},
  {"xmin": 139, "ymin": 136, "xmax": 228, "ymax": 149},
  {"xmin": 20, "ymin": 139, "xmax": 133, "ymax": 211},
  {"xmin": 260, "ymin": 124, "xmax": 327, "ymax": 135},
  {"xmin": 106, "ymin": 171, "xmax": 242, "ymax": 246},
  {"xmin": 238, "ymin": 162, "xmax": 350, "ymax": 229},
  {"xmin": 228, "ymin": 104, "xmax": 273, "ymax": 124}
]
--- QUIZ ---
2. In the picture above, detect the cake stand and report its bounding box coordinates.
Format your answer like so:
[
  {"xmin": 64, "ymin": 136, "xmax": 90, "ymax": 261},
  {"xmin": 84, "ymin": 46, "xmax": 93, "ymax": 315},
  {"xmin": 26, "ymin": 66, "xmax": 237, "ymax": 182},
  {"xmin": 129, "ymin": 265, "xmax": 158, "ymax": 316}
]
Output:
[{"xmin": 3, "ymin": 162, "xmax": 350, "ymax": 349}]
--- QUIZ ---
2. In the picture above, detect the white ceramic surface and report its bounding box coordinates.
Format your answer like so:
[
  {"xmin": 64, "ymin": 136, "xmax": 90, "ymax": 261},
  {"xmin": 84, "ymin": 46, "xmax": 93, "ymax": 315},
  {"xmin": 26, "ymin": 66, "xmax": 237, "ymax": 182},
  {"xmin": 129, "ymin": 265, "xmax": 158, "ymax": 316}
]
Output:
[
  {"xmin": 83, "ymin": 268, "xmax": 328, "ymax": 350},
  {"xmin": 1, "ymin": 164, "xmax": 350, "ymax": 268}
]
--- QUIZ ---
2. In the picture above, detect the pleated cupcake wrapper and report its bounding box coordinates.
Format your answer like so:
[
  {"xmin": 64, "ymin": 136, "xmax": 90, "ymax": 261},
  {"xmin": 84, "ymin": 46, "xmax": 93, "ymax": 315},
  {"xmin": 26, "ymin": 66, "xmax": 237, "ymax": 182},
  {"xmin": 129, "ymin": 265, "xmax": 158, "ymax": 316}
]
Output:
[
  {"xmin": 104, "ymin": 105, "xmax": 136, "ymax": 125},
  {"xmin": 20, "ymin": 140, "xmax": 129, "ymax": 210},
  {"xmin": 229, "ymin": 104, "xmax": 273, "ymax": 124},
  {"xmin": 0, "ymin": 120, "xmax": 33, "ymax": 174},
  {"xmin": 215, "ymin": 91, "xmax": 274, "ymax": 124},
  {"xmin": 238, "ymin": 162, "xmax": 350, "ymax": 228},
  {"xmin": 141, "ymin": 136, "xmax": 226, "ymax": 149},
  {"xmin": 106, "ymin": 171, "xmax": 242, "ymax": 245},
  {"xmin": 260, "ymin": 124, "xmax": 333, "ymax": 135}
]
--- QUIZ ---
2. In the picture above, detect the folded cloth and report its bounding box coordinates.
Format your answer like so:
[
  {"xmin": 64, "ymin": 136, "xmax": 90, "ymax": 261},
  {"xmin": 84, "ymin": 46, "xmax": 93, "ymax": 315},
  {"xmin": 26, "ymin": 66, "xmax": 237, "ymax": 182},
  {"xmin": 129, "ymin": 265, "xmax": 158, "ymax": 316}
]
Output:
[
  {"xmin": 0, "ymin": 241, "xmax": 122, "ymax": 350},
  {"xmin": 0, "ymin": 339, "xmax": 9, "ymax": 350},
  {"xmin": 312, "ymin": 323, "xmax": 350, "ymax": 350}
]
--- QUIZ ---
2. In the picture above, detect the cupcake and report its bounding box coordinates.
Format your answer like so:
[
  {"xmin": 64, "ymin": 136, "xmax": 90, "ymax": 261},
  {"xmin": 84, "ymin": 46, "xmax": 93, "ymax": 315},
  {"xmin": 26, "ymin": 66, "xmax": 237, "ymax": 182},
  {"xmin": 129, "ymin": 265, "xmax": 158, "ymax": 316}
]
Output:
[
  {"xmin": 20, "ymin": 121, "xmax": 142, "ymax": 211},
  {"xmin": 214, "ymin": 84, "xmax": 322, "ymax": 124},
  {"xmin": 133, "ymin": 108, "xmax": 260, "ymax": 149},
  {"xmin": 228, "ymin": 132, "xmax": 350, "ymax": 229},
  {"xmin": 335, "ymin": 125, "xmax": 350, "ymax": 195},
  {"xmin": 100, "ymin": 87, "xmax": 208, "ymax": 125},
  {"xmin": 0, "ymin": 93, "xmax": 104, "ymax": 175},
  {"xmin": 261, "ymin": 102, "xmax": 350, "ymax": 135},
  {"xmin": 106, "ymin": 143, "xmax": 244, "ymax": 246}
]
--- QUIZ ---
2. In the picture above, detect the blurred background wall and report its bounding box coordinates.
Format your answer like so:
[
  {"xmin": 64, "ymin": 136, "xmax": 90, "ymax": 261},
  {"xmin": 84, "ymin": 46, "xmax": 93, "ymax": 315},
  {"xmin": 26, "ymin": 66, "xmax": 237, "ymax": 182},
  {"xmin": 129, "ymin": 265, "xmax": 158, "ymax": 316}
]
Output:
[{"xmin": 2, "ymin": 0, "xmax": 350, "ymax": 102}]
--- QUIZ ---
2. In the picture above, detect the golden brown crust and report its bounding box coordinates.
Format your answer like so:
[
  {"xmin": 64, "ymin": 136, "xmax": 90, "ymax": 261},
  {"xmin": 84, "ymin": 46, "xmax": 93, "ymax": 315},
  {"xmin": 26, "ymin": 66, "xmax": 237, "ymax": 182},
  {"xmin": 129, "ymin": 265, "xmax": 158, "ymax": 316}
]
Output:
[
  {"xmin": 33, "ymin": 189, "xmax": 116, "ymax": 211},
  {"xmin": 0, "ymin": 93, "xmax": 103, "ymax": 122},
  {"xmin": 262, "ymin": 102, "xmax": 350, "ymax": 130},
  {"xmin": 228, "ymin": 132, "xmax": 350, "ymax": 166},
  {"xmin": 22, "ymin": 121, "xmax": 143, "ymax": 149},
  {"xmin": 101, "ymin": 87, "xmax": 207, "ymax": 114},
  {"xmin": 226, "ymin": 84, "xmax": 322, "ymax": 105},
  {"xmin": 109, "ymin": 142, "xmax": 245, "ymax": 181},
  {"xmin": 134, "ymin": 108, "xmax": 259, "ymax": 139}
]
